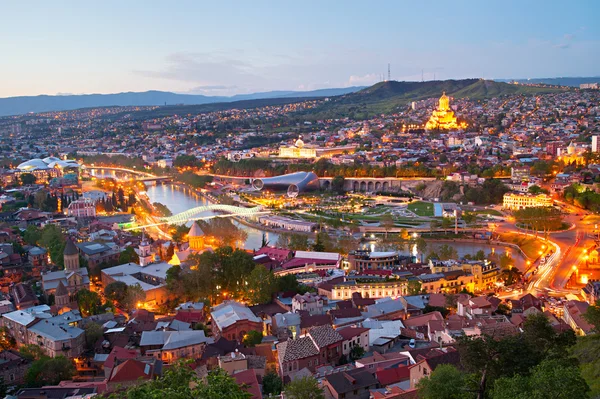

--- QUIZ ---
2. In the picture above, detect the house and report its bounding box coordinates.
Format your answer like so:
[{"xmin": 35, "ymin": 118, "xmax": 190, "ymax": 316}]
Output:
[
  {"xmin": 107, "ymin": 358, "xmax": 161, "ymax": 392},
  {"xmin": 563, "ymin": 300, "xmax": 594, "ymax": 336},
  {"xmin": 276, "ymin": 324, "xmax": 343, "ymax": 378},
  {"xmin": 337, "ymin": 326, "xmax": 370, "ymax": 356},
  {"xmin": 408, "ymin": 347, "xmax": 460, "ymax": 389},
  {"xmin": 457, "ymin": 296, "xmax": 494, "ymax": 319},
  {"xmin": 211, "ymin": 301, "xmax": 263, "ymax": 342},
  {"xmin": 356, "ymin": 352, "xmax": 410, "ymax": 372},
  {"xmin": 233, "ymin": 369, "xmax": 263, "ymax": 399},
  {"xmin": 139, "ymin": 330, "xmax": 213, "ymax": 364},
  {"xmin": 0, "ymin": 350, "xmax": 30, "ymax": 385},
  {"xmin": 322, "ymin": 367, "xmax": 380, "ymax": 399},
  {"xmin": 292, "ymin": 293, "xmax": 324, "ymax": 315},
  {"xmin": 27, "ymin": 246, "xmax": 48, "ymax": 267},
  {"xmin": 76, "ymin": 241, "xmax": 121, "ymax": 271},
  {"xmin": 174, "ymin": 301, "xmax": 205, "ymax": 324},
  {"xmin": 11, "ymin": 283, "xmax": 39, "ymax": 310}
]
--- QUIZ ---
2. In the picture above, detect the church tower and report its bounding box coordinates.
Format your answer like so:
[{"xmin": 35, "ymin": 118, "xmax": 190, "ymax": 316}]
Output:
[
  {"xmin": 64, "ymin": 239, "xmax": 79, "ymax": 272},
  {"xmin": 188, "ymin": 222, "xmax": 205, "ymax": 251},
  {"xmin": 139, "ymin": 230, "xmax": 153, "ymax": 266},
  {"xmin": 55, "ymin": 281, "xmax": 70, "ymax": 308}
]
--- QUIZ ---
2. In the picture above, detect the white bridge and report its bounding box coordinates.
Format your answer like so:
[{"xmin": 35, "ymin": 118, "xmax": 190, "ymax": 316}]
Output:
[
  {"xmin": 123, "ymin": 204, "xmax": 268, "ymax": 230},
  {"xmin": 161, "ymin": 204, "xmax": 266, "ymax": 225}
]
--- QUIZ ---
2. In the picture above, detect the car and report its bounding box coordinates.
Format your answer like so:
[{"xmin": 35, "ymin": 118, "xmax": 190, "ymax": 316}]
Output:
[{"xmin": 409, "ymin": 339, "xmax": 416, "ymax": 348}]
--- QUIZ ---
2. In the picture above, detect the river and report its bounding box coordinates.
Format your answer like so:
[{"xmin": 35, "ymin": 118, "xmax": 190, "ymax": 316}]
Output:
[
  {"xmin": 88, "ymin": 169, "xmax": 523, "ymax": 268},
  {"xmin": 143, "ymin": 182, "xmax": 279, "ymax": 250}
]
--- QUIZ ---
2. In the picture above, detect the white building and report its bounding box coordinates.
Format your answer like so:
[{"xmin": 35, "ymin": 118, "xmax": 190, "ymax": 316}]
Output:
[
  {"xmin": 67, "ymin": 198, "xmax": 96, "ymax": 218},
  {"xmin": 592, "ymin": 136, "xmax": 599, "ymax": 153}
]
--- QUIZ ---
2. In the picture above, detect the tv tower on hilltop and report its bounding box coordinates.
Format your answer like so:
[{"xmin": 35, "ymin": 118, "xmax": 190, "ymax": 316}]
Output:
[{"xmin": 388, "ymin": 63, "xmax": 391, "ymax": 81}]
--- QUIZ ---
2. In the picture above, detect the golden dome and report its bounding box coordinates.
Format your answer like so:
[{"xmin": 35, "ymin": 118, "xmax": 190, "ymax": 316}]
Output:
[{"xmin": 439, "ymin": 92, "xmax": 450, "ymax": 111}]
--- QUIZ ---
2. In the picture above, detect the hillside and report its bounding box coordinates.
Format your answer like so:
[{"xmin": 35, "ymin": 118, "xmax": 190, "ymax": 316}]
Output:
[
  {"xmin": 302, "ymin": 79, "xmax": 568, "ymax": 118},
  {"xmin": 0, "ymin": 86, "xmax": 364, "ymax": 117},
  {"xmin": 498, "ymin": 76, "xmax": 600, "ymax": 87}
]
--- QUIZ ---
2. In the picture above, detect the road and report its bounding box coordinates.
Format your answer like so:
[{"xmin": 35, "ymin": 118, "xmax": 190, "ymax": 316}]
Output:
[{"xmin": 494, "ymin": 203, "xmax": 595, "ymax": 297}]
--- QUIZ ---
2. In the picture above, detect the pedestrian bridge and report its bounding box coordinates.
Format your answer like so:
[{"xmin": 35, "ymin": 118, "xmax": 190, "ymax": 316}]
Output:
[
  {"xmin": 121, "ymin": 204, "xmax": 268, "ymax": 230},
  {"xmin": 160, "ymin": 204, "xmax": 267, "ymax": 225}
]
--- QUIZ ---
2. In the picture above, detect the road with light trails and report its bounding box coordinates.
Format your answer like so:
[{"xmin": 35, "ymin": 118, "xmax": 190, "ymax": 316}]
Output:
[{"xmin": 493, "ymin": 206, "xmax": 595, "ymax": 297}]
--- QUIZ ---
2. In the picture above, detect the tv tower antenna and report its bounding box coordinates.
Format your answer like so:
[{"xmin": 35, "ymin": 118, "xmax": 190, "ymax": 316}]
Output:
[
  {"xmin": 388, "ymin": 63, "xmax": 391, "ymax": 81},
  {"xmin": 421, "ymin": 69, "xmax": 424, "ymax": 82}
]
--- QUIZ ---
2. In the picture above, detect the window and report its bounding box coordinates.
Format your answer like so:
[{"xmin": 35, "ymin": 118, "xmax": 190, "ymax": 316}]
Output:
[{"xmin": 9, "ymin": 374, "xmax": 14, "ymax": 382}]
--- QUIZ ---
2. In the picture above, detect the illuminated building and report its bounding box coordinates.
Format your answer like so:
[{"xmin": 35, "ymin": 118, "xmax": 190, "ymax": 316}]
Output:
[
  {"xmin": 326, "ymin": 278, "xmax": 408, "ymax": 300},
  {"xmin": 279, "ymin": 137, "xmax": 356, "ymax": 159},
  {"xmin": 188, "ymin": 222, "xmax": 205, "ymax": 250},
  {"xmin": 252, "ymin": 172, "xmax": 320, "ymax": 198},
  {"xmin": 502, "ymin": 192, "xmax": 553, "ymax": 210},
  {"xmin": 425, "ymin": 92, "xmax": 460, "ymax": 131}
]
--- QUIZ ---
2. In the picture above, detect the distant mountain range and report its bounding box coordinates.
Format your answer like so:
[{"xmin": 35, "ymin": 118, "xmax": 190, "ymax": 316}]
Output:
[
  {"xmin": 497, "ymin": 77, "xmax": 600, "ymax": 87},
  {"xmin": 0, "ymin": 86, "xmax": 364, "ymax": 117}
]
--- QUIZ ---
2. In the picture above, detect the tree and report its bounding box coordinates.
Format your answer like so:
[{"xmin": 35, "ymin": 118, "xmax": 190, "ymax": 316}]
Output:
[
  {"xmin": 417, "ymin": 364, "xmax": 473, "ymax": 399},
  {"xmin": 246, "ymin": 265, "xmax": 277, "ymax": 305},
  {"xmin": 119, "ymin": 246, "xmax": 140, "ymax": 264},
  {"xmin": 263, "ymin": 369, "xmax": 283, "ymax": 397},
  {"xmin": 242, "ymin": 330, "xmax": 263, "ymax": 347},
  {"xmin": 416, "ymin": 237, "xmax": 428, "ymax": 255},
  {"xmin": 408, "ymin": 280, "xmax": 422, "ymax": 295},
  {"xmin": 349, "ymin": 345, "xmax": 365, "ymax": 361},
  {"xmin": 462, "ymin": 212, "xmax": 477, "ymax": 227},
  {"xmin": 474, "ymin": 250, "xmax": 486, "ymax": 261},
  {"xmin": 331, "ymin": 175, "xmax": 345, "ymax": 194},
  {"xmin": 25, "ymin": 356, "xmax": 75, "ymax": 387},
  {"xmin": 105, "ymin": 361, "xmax": 251, "ymax": 399},
  {"xmin": 23, "ymin": 225, "xmax": 42, "ymax": 246},
  {"xmin": 312, "ymin": 232, "xmax": 327, "ymax": 252},
  {"xmin": 19, "ymin": 344, "xmax": 45, "ymax": 360},
  {"xmin": 39, "ymin": 224, "xmax": 66, "ymax": 268},
  {"xmin": 105, "ymin": 281, "xmax": 128, "ymax": 306},
  {"xmin": 0, "ymin": 327, "xmax": 15, "ymax": 351},
  {"xmin": 514, "ymin": 206, "xmax": 564, "ymax": 233},
  {"xmin": 76, "ymin": 289, "xmax": 102, "ymax": 317},
  {"xmin": 381, "ymin": 213, "xmax": 394, "ymax": 238},
  {"xmin": 125, "ymin": 284, "xmax": 146, "ymax": 310},
  {"xmin": 583, "ymin": 299, "xmax": 600, "ymax": 333},
  {"xmin": 284, "ymin": 376, "xmax": 325, "ymax": 399},
  {"xmin": 19, "ymin": 173, "xmax": 36, "ymax": 185},
  {"xmin": 84, "ymin": 322, "xmax": 104, "ymax": 350},
  {"xmin": 492, "ymin": 359, "xmax": 589, "ymax": 399},
  {"xmin": 439, "ymin": 244, "xmax": 458, "ymax": 261},
  {"xmin": 289, "ymin": 234, "xmax": 309, "ymax": 250}
]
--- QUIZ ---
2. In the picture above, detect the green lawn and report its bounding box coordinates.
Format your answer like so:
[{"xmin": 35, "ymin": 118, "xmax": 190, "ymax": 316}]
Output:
[
  {"xmin": 498, "ymin": 232, "xmax": 546, "ymax": 259},
  {"xmin": 475, "ymin": 209, "xmax": 503, "ymax": 217},
  {"xmin": 408, "ymin": 201, "xmax": 434, "ymax": 217}
]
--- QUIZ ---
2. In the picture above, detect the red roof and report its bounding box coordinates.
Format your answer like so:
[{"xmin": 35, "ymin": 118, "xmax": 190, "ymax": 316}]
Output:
[
  {"xmin": 376, "ymin": 366, "xmax": 410, "ymax": 386},
  {"xmin": 282, "ymin": 258, "xmax": 338, "ymax": 269},
  {"xmin": 109, "ymin": 359, "xmax": 153, "ymax": 383},
  {"xmin": 255, "ymin": 247, "xmax": 292, "ymax": 261},
  {"xmin": 336, "ymin": 326, "xmax": 370, "ymax": 341},
  {"xmin": 104, "ymin": 346, "xmax": 138, "ymax": 370},
  {"xmin": 233, "ymin": 369, "xmax": 262, "ymax": 399}
]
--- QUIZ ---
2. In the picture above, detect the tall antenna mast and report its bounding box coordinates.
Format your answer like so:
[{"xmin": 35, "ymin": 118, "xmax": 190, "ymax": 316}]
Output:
[
  {"xmin": 388, "ymin": 63, "xmax": 391, "ymax": 81},
  {"xmin": 421, "ymin": 69, "xmax": 424, "ymax": 82}
]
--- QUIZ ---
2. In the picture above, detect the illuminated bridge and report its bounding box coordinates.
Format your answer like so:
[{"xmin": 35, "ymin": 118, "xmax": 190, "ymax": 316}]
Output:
[{"xmin": 121, "ymin": 204, "xmax": 268, "ymax": 230}]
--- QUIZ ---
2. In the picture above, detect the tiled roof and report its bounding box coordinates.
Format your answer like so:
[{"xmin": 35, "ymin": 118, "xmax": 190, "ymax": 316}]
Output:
[
  {"xmin": 336, "ymin": 326, "xmax": 369, "ymax": 341},
  {"xmin": 308, "ymin": 324, "xmax": 343, "ymax": 348},
  {"xmin": 277, "ymin": 336, "xmax": 319, "ymax": 362}
]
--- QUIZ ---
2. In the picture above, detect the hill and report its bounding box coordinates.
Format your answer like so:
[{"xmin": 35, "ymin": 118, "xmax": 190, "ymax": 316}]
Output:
[
  {"xmin": 498, "ymin": 77, "xmax": 600, "ymax": 87},
  {"xmin": 0, "ymin": 86, "xmax": 364, "ymax": 117},
  {"xmin": 302, "ymin": 79, "xmax": 567, "ymax": 118}
]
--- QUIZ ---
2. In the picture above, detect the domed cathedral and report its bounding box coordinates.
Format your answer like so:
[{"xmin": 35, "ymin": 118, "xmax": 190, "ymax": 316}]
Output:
[
  {"xmin": 41, "ymin": 239, "xmax": 90, "ymax": 299},
  {"xmin": 188, "ymin": 222, "xmax": 205, "ymax": 251},
  {"xmin": 425, "ymin": 92, "xmax": 459, "ymax": 131}
]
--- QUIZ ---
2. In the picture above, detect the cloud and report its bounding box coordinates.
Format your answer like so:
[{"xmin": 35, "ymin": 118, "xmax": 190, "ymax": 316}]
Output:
[{"xmin": 347, "ymin": 73, "xmax": 380, "ymax": 85}]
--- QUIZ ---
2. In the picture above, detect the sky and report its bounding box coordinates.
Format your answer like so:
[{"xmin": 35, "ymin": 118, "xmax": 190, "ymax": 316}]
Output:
[{"xmin": 1, "ymin": 0, "xmax": 599, "ymax": 97}]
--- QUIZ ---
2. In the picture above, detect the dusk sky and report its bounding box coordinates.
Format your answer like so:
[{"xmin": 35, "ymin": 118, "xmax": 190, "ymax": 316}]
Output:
[{"xmin": 2, "ymin": 0, "xmax": 599, "ymax": 97}]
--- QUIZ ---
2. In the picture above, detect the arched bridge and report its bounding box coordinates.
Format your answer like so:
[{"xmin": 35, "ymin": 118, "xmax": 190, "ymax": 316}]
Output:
[
  {"xmin": 85, "ymin": 166, "xmax": 170, "ymax": 182},
  {"xmin": 160, "ymin": 204, "xmax": 267, "ymax": 225},
  {"xmin": 122, "ymin": 204, "xmax": 268, "ymax": 230}
]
